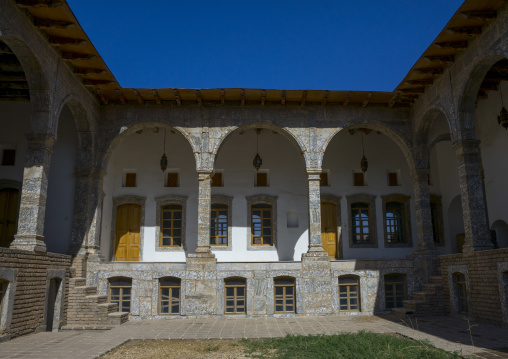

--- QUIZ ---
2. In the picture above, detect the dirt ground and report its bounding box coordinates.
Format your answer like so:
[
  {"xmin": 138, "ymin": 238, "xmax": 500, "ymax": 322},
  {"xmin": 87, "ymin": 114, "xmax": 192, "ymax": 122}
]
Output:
[{"xmin": 100, "ymin": 339, "xmax": 252, "ymax": 359}]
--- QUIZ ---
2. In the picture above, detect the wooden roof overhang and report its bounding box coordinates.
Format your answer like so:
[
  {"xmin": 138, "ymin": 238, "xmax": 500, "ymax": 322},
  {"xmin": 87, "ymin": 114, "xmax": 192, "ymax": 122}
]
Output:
[{"xmin": 3, "ymin": 0, "xmax": 507, "ymax": 107}]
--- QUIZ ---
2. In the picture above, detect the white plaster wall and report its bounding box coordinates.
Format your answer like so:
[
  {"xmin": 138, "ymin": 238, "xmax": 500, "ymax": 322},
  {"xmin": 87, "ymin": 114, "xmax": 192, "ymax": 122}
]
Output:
[
  {"xmin": 213, "ymin": 129, "xmax": 308, "ymax": 261},
  {"xmin": 44, "ymin": 105, "xmax": 78, "ymax": 253},
  {"xmin": 475, "ymin": 81, "xmax": 508, "ymax": 248},
  {"xmin": 0, "ymin": 102, "xmax": 30, "ymax": 184},
  {"xmin": 101, "ymin": 128, "xmax": 198, "ymax": 262},
  {"xmin": 322, "ymin": 130, "xmax": 416, "ymax": 259}
]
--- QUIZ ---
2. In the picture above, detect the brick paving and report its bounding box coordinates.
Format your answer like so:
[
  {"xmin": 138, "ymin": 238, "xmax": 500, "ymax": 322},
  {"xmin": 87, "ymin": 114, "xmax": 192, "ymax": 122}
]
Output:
[{"xmin": 1, "ymin": 315, "xmax": 507, "ymax": 358}]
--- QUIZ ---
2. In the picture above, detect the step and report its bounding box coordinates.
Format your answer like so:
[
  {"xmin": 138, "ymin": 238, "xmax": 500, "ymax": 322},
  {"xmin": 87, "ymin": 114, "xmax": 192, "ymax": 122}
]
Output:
[
  {"xmin": 98, "ymin": 302, "xmax": 119, "ymax": 314},
  {"xmin": 392, "ymin": 307, "xmax": 414, "ymax": 319},
  {"xmin": 412, "ymin": 292, "xmax": 428, "ymax": 301},
  {"xmin": 70, "ymin": 278, "xmax": 87, "ymax": 287},
  {"xmin": 61, "ymin": 325, "xmax": 117, "ymax": 331},
  {"xmin": 85, "ymin": 295, "xmax": 108, "ymax": 304},
  {"xmin": 106, "ymin": 312, "xmax": 129, "ymax": 325},
  {"xmin": 73, "ymin": 286, "xmax": 97, "ymax": 296},
  {"xmin": 402, "ymin": 300, "xmax": 425, "ymax": 311}
]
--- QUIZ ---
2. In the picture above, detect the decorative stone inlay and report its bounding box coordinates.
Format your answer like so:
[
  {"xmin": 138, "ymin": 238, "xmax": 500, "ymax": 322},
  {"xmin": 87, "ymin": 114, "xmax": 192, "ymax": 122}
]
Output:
[
  {"xmin": 305, "ymin": 170, "xmax": 326, "ymax": 256},
  {"xmin": 154, "ymin": 195, "xmax": 187, "ymax": 252},
  {"xmin": 381, "ymin": 193, "xmax": 412, "ymax": 248},
  {"xmin": 446, "ymin": 264, "xmax": 472, "ymax": 317},
  {"xmin": 246, "ymin": 194, "xmax": 278, "ymax": 251},
  {"xmin": 110, "ymin": 195, "xmax": 147, "ymax": 260},
  {"xmin": 346, "ymin": 193, "xmax": 378, "ymax": 248},
  {"xmin": 210, "ymin": 195, "xmax": 233, "ymax": 251},
  {"xmin": 193, "ymin": 172, "xmax": 214, "ymax": 256}
]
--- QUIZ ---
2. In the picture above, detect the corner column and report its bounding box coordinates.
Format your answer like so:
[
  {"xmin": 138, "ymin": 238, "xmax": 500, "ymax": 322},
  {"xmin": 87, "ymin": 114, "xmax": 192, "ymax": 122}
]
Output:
[
  {"xmin": 10, "ymin": 132, "xmax": 55, "ymax": 252},
  {"xmin": 303, "ymin": 169, "xmax": 326, "ymax": 257},
  {"xmin": 453, "ymin": 139, "xmax": 493, "ymax": 253}
]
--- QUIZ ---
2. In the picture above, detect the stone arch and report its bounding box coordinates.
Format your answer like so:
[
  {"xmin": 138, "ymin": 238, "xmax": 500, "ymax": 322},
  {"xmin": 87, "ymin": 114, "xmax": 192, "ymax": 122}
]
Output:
[
  {"xmin": 457, "ymin": 50, "xmax": 508, "ymax": 140},
  {"xmin": 320, "ymin": 122, "xmax": 415, "ymax": 171},
  {"xmin": 0, "ymin": 34, "xmax": 51, "ymax": 133},
  {"xmin": 211, "ymin": 122, "xmax": 309, "ymax": 170},
  {"xmin": 100, "ymin": 122, "xmax": 198, "ymax": 174}
]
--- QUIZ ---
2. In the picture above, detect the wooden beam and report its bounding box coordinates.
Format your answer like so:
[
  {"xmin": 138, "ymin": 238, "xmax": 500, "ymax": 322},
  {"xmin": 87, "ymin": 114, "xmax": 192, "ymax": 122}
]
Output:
[
  {"xmin": 173, "ymin": 89, "xmax": 181, "ymax": 105},
  {"xmin": 73, "ymin": 67, "xmax": 107, "ymax": 75},
  {"xmin": 34, "ymin": 18, "xmax": 75, "ymax": 29},
  {"xmin": 0, "ymin": 73, "xmax": 26, "ymax": 82},
  {"xmin": 196, "ymin": 90, "xmax": 202, "ymax": 105},
  {"xmin": 343, "ymin": 91, "xmax": 352, "ymax": 106},
  {"xmin": 61, "ymin": 52, "xmax": 97, "ymax": 61},
  {"xmin": 399, "ymin": 87, "xmax": 425, "ymax": 94},
  {"xmin": 434, "ymin": 41, "xmax": 468, "ymax": 49},
  {"xmin": 82, "ymin": 79, "xmax": 114, "ymax": 86},
  {"xmin": 17, "ymin": 0, "xmax": 63, "ymax": 8},
  {"xmin": 133, "ymin": 89, "xmax": 144, "ymax": 104},
  {"xmin": 423, "ymin": 55, "xmax": 455, "ymax": 63},
  {"xmin": 261, "ymin": 90, "xmax": 266, "ymax": 105},
  {"xmin": 153, "ymin": 90, "xmax": 161, "ymax": 105},
  {"xmin": 116, "ymin": 90, "xmax": 126, "ymax": 105},
  {"xmin": 0, "ymin": 82, "xmax": 29, "ymax": 90},
  {"xmin": 220, "ymin": 89, "xmax": 225, "ymax": 105},
  {"xmin": 404, "ymin": 79, "xmax": 434, "ymax": 86},
  {"xmin": 281, "ymin": 90, "xmax": 286, "ymax": 105},
  {"xmin": 96, "ymin": 89, "xmax": 108, "ymax": 105},
  {"xmin": 49, "ymin": 36, "xmax": 87, "ymax": 46},
  {"xmin": 240, "ymin": 89, "xmax": 245, "ymax": 106},
  {"xmin": 388, "ymin": 93, "xmax": 399, "ymax": 108},
  {"xmin": 459, "ymin": 11, "xmax": 496, "ymax": 20},
  {"xmin": 362, "ymin": 92, "xmax": 372, "ymax": 107},
  {"xmin": 0, "ymin": 89, "xmax": 29, "ymax": 97},
  {"xmin": 413, "ymin": 67, "xmax": 444, "ymax": 75},
  {"xmin": 301, "ymin": 91, "xmax": 307, "ymax": 107},
  {"xmin": 322, "ymin": 91, "xmax": 329, "ymax": 106},
  {"xmin": 446, "ymin": 27, "xmax": 482, "ymax": 35}
]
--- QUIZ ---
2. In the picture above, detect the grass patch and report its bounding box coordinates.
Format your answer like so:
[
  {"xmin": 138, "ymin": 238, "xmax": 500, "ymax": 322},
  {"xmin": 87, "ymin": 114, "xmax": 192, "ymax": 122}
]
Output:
[{"xmin": 242, "ymin": 331, "xmax": 461, "ymax": 359}]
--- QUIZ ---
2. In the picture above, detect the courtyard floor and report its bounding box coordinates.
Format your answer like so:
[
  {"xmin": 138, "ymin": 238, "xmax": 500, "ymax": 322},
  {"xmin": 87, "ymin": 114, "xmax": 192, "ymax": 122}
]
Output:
[{"xmin": 0, "ymin": 315, "xmax": 507, "ymax": 358}]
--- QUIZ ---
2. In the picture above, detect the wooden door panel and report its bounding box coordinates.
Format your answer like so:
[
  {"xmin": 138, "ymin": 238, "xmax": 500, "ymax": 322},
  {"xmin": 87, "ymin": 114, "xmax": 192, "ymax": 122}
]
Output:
[
  {"xmin": 0, "ymin": 189, "xmax": 19, "ymax": 248},
  {"xmin": 321, "ymin": 202, "xmax": 338, "ymax": 259},
  {"xmin": 115, "ymin": 204, "xmax": 141, "ymax": 261}
]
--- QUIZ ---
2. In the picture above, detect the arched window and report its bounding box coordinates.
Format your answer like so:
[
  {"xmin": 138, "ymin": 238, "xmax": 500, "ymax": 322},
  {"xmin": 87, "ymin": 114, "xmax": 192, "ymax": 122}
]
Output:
[
  {"xmin": 454, "ymin": 273, "xmax": 468, "ymax": 314},
  {"xmin": 274, "ymin": 277, "xmax": 295, "ymax": 313},
  {"xmin": 161, "ymin": 204, "xmax": 183, "ymax": 247},
  {"xmin": 108, "ymin": 277, "xmax": 132, "ymax": 313},
  {"xmin": 224, "ymin": 277, "xmax": 246, "ymax": 314},
  {"xmin": 338, "ymin": 275, "xmax": 360, "ymax": 312},
  {"xmin": 384, "ymin": 274, "xmax": 406, "ymax": 309},
  {"xmin": 159, "ymin": 277, "xmax": 181, "ymax": 315}
]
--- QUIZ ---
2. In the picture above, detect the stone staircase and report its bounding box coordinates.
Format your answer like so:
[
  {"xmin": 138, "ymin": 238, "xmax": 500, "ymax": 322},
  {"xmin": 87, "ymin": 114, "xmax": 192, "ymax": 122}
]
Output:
[
  {"xmin": 62, "ymin": 277, "xmax": 129, "ymax": 330},
  {"xmin": 393, "ymin": 259, "xmax": 445, "ymax": 318}
]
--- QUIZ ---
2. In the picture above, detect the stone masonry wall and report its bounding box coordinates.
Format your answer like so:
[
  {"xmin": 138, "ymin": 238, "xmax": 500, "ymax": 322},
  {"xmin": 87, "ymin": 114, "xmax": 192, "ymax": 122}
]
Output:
[
  {"xmin": 0, "ymin": 248, "xmax": 71, "ymax": 340},
  {"xmin": 440, "ymin": 249, "xmax": 508, "ymax": 326}
]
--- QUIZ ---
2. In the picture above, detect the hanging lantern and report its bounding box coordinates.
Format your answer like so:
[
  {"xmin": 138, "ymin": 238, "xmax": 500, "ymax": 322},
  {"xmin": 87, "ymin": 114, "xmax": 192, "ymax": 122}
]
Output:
[
  {"xmin": 160, "ymin": 129, "xmax": 168, "ymax": 172},
  {"xmin": 498, "ymin": 107, "xmax": 508, "ymax": 130},
  {"xmin": 360, "ymin": 130, "xmax": 368, "ymax": 173},
  {"xmin": 252, "ymin": 129, "xmax": 263, "ymax": 171}
]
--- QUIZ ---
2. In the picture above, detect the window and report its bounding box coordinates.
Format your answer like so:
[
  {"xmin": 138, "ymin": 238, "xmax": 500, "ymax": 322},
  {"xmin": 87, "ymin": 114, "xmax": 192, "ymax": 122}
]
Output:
[
  {"xmin": 159, "ymin": 277, "xmax": 180, "ymax": 315},
  {"xmin": 351, "ymin": 203, "xmax": 371, "ymax": 244},
  {"xmin": 387, "ymin": 172, "xmax": 398, "ymax": 186},
  {"xmin": 353, "ymin": 172, "xmax": 365, "ymax": 186},
  {"xmin": 455, "ymin": 273, "xmax": 468, "ymax": 314},
  {"xmin": 339, "ymin": 275, "xmax": 360, "ymax": 312},
  {"xmin": 385, "ymin": 202, "xmax": 405, "ymax": 243},
  {"xmin": 109, "ymin": 278, "xmax": 132, "ymax": 313},
  {"xmin": 274, "ymin": 277, "xmax": 295, "ymax": 313},
  {"xmin": 384, "ymin": 274, "xmax": 405, "ymax": 309},
  {"xmin": 320, "ymin": 172, "xmax": 329, "ymax": 187},
  {"xmin": 166, "ymin": 172, "xmax": 179, "ymax": 187},
  {"xmin": 251, "ymin": 203, "xmax": 272, "ymax": 245},
  {"xmin": 256, "ymin": 172, "xmax": 268, "ymax": 187},
  {"xmin": 161, "ymin": 204, "xmax": 183, "ymax": 247},
  {"xmin": 224, "ymin": 277, "xmax": 246, "ymax": 314},
  {"xmin": 347, "ymin": 194, "xmax": 377, "ymax": 248},
  {"xmin": 1, "ymin": 149, "xmax": 15, "ymax": 166},
  {"xmin": 210, "ymin": 203, "xmax": 228, "ymax": 246},
  {"xmin": 211, "ymin": 172, "xmax": 223, "ymax": 187},
  {"xmin": 430, "ymin": 195, "xmax": 444, "ymax": 245},
  {"xmin": 125, "ymin": 173, "xmax": 136, "ymax": 187}
]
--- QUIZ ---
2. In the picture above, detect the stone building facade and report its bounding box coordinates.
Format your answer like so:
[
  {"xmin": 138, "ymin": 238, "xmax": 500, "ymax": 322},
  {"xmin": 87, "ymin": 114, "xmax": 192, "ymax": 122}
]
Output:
[{"xmin": 1, "ymin": 0, "xmax": 508, "ymax": 339}]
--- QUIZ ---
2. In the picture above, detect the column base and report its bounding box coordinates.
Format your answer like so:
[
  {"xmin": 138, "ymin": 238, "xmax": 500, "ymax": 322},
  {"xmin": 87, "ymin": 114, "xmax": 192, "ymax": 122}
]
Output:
[
  {"xmin": 189, "ymin": 246, "xmax": 216, "ymax": 258},
  {"xmin": 10, "ymin": 234, "xmax": 46, "ymax": 253},
  {"xmin": 303, "ymin": 244, "xmax": 329, "ymax": 258}
]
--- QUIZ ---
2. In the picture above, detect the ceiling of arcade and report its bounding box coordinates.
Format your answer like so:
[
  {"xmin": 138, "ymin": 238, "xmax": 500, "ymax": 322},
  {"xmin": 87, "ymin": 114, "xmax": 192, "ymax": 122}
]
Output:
[{"xmin": 0, "ymin": 0, "xmax": 507, "ymax": 110}]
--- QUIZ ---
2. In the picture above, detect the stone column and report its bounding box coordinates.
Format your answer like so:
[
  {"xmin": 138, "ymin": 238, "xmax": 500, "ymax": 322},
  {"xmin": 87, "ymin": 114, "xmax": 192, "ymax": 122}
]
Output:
[
  {"xmin": 453, "ymin": 139, "xmax": 493, "ymax": 253},
  {"xmin": 188, "ymin": 171, "xmax": 215, "ymax": 258},
  {"xmin": 303, "ymin": 169, "xmax": 327, "ymax": 257},
  {"xmin": 10, "ymin": 132, "xmax": 55, "ymax": 252}
]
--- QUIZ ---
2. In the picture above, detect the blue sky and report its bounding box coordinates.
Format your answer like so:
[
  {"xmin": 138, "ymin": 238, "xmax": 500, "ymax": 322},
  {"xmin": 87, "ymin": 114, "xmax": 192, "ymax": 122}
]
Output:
[{"xmin": 67, "ymin": 1, "xmax": 464, "ymax": 91}]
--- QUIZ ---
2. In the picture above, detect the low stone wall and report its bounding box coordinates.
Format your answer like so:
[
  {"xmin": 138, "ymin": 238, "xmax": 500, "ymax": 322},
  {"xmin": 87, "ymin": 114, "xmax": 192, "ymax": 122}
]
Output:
[
  {"xmin": 0, "ymin": 248, "xmax": 71, "ymax": 340},
  {"xmin": 439, "ymin": 249, "xmax": 508, "ymax": 326}
]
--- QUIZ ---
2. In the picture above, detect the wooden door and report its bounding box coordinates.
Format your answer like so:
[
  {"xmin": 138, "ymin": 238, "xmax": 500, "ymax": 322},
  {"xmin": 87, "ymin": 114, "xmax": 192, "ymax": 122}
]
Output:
[
  {"xmin": 0, "ymin": 188, "xmax": 19, "ymax": 248},
  {"xmin": 114, "ymin": 204, "xmax": 141, "ymax": 261},
  {"xmin": 321, "ymin": 202, "xmax": 338, "ymax": 259}
]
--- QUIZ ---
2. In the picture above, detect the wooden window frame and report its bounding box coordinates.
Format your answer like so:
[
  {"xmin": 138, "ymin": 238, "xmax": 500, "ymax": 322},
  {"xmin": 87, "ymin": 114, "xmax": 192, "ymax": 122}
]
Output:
[
  {"xmin": 385, "ymin": 202, "xmax": 405, "ymax": 243},
  {"xmin": 381, "ymin": 194, "xmax": 412, "ymax": 248},
  {"xmin": 384, "ymin": 274, "xmax": 406, "ymax": 309},
  {"xmin": 160, "ymin": 204, "xmax": 183, "ymax": 247},
  {"xmin": 155, "ymin": 195, "xmax": 187, "ymax": 252},
  {"xmin": 246, "ymin": 195, "xmax": 277, "ymax": 251},
  {"xmin": 350, "ymin": 202, "xmax": 371, "ymax": 245},
  {"xmin": 211, "ymin": 171, "xmax": 223, "ymax": 187},
  {"xmin": 166, "ymin": 172, "xmax": 179, "ymax": 187},
  {"xmin": 224, "ymin": 277, "xmax": 246, "ymax": 315},
  {"xmin": 338, "ymin": 275, "xmax": 361, "ymax": 312},
  {"xmin": 210, "ymin": 203, "xmax": 228, "ymax": 246},
  {"xmin": 346, "ymin": 194, "xmax": 377, "ymax": 248},
  {"xmin": 455, "ymin": 273, "xmax": 468, "ymax": 315},
  {"xmin": 353, "ymin": 172, "xmax": 365, "ymax": 186},
  {"xmin": 108, "ymin": 278, "xmax": 132, "ymax": 313},
  {"xmin": 274, "ymin": 277, "xmax": 296, "ymax": 314},
  {"xmin": 387, "ymin": 171, "xmax": 399, "ymax": 186},
  {"xmin": 251, "ymin": 203, "xmax": 273, "ymax": 246},
  {"xmin": 320, "ymin": 171, "xmax": 329, "ymax": 187},
  {"xmin": 124, "ymin": 172, "xmax": 137, "ymax": 187},
  {"xmin": 255, "ymin": 171, "xmax": 269, "ymax": 187},
  {"xmin": 158, "ymin": 277, "xmax": 181, "ymax": 315}
]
